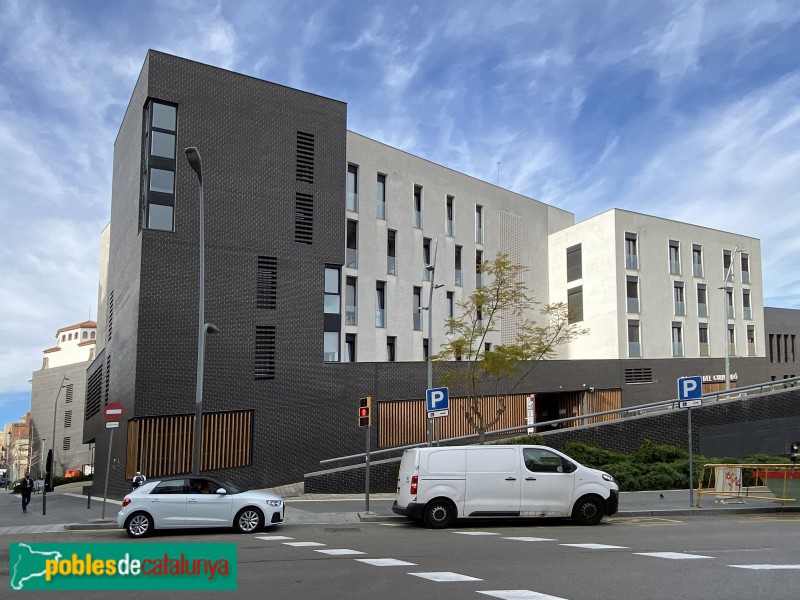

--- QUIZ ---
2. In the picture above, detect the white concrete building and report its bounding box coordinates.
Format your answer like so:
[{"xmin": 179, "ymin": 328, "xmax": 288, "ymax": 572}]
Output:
[{"xmin": 42, "ymin": 321, "xmax": 97, "ymax": 369}]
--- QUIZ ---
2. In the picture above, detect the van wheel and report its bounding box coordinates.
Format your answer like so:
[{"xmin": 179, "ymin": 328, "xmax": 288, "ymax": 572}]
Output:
[
  {"xmin": 571, "ymin": 495, "xmax": 605, "ymax": 525},
  {"xmin": 423, "ymin": 499, "xmax": 455, "ymax": 529}
]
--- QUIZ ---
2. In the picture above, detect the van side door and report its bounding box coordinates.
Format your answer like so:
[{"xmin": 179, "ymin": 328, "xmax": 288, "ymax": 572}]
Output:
[
  {"xmin": 520, "ymin": 448, "xmax": 576, "ymax": 517},
  {"xmin": 463, "ymin": 447, "xmax": 521, "ymax": 517}
]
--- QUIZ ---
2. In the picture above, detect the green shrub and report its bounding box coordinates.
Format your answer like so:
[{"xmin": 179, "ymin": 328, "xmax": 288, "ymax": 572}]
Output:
[
  {"xmin": 492, "ymin": 434, "xmax": 546, "ymax": 446},
  {"xmin": 562, "ymin": 441, "xmax": 627, "ymax": 468},
  {"xmin": 633, "ymin": 439, "xmax": 687, "ymax": 463}
]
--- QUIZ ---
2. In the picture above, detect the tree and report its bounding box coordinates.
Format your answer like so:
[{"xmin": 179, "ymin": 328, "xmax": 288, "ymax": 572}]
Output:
[{"xmin": 432, "ymin": 252, "xmax": 588, "ymax": 443}]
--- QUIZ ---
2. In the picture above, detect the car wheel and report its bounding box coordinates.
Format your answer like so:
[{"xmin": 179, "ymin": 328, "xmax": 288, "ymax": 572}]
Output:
[
  {"xmin": 126, "ymin": 512, "xmax": 153, "ymax": 538},
  {"xmin": 235, "ymin": 507, "xmax": 264, "ymax": 533},
  {"xmin": 571, "ymin": 495, "xmax": 605, "ymax": 525},
  {"xmin": 422, "ymin": 499, "xmax": 455, "ymax": 529}
]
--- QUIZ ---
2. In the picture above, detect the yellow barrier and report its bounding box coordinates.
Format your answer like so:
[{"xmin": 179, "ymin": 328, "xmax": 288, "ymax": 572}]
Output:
[{"xmin": 696, "ymin": 463, "xmax": 800, "ymax": 507}]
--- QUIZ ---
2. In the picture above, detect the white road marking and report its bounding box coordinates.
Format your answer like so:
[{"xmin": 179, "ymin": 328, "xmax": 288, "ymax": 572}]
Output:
[
  {"xmin": 729, "ymin": 564, "xmax": 800, "ymax": 570},
  {"xmin": 356, "ymin": 558, "xmax": 418, "ymax": 567},
  {"xmin": 503, "ymin": 537, "xmax": 557, "ymax": 542},
  {"xmin": 453, "ymin": 531, "xmax": 501, "ymax": 536},
  {"xmin": 315, "ymin": 548, "xmax": 366, "ymax": 556},
  {"xmin": 255, "ymin": 535, "xmax": 294, "ymax": 541},
  {"xmin": 560, "ymin": 543, "xmax": 628, "ymax": 550},
  {"xmin": 635, "ymin": 552, "xmax": 713, "ymax": 559},
  {"xmin": 409, "ymin": 571, "xmax": 483, "ymax": 582},
  {"xmin": 283, "ymin": 541, "xmax": 326, "ymax": 547},
  {"xmin": 478, "ymin": 591, "xmax": 570, "ymax": 600}
]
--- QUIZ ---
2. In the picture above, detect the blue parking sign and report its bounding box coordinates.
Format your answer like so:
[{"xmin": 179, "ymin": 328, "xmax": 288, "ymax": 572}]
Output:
[
  {"xmin": 678, "ymin": 376, "xmax": 703, "ymax": 400},
  {"xmin": 426, "ymin": 387, "xmax": 449, "ymax": 418}
]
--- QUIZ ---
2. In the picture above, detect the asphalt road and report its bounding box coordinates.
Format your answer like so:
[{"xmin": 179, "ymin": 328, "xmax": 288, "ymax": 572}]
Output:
[{"xmin": 3, "ymin": 513, "xmax": 799, "ymax": 599}]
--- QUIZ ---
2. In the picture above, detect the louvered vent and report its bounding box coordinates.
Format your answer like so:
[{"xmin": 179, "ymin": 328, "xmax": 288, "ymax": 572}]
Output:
[
  {"xmin": 295, "ymin": 192, "xmax": 314, "ymax": 244},
  {"xmin": 64, "ymin": 410, "xmax": 72, "ymax": 428},
  {"xmin": 255, "ymin": 326, "xmax": 276, "ymax": 380},
  {"xmin": 624, "ymin": 368, "xmax": 653, "ymax": 384},
  {"xmin": 65, "ymin": 384, "xmax": 74, "ymax": 403},
  {"xmin": 105, "ymin": 355, "xmax": 111, "ymax": 405},
  {"xmin": 63, "ymin": 436, "xmax": 71, "ymax": 451},
  {"xmin": 296, "ymin": 131, "xmax": 314, "ymax": 183},
  {"xmin": 107, "ymin": 290, "xmax": 114, "ymax": 341},
  {"xmin": 86, "ymin": 364, "xmax": 103, "ymax": 419},
  {"xmin": 257, "ymin": 256, "xmax": 278, "ymax": 309}
]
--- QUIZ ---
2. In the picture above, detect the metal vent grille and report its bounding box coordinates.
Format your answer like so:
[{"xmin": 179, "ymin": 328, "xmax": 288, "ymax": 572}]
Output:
[
  {"xmin": 296, "ymin": 131, "xmax": 314, "ymax": 183},
  {"xmin": 63, "ymin": 436, "xmax": 71, "ymax": 451},
  {"xmin": 500, "ymin": 211, "xmax": 523, "ymax": 345},
  {"xmin": 105, "ymin": 355, "xmax": 111, "ymax": 405},
  {"xmin": 295, "ymin": 192, "xmax": 314, "ymax": 244},
  {"xmin": 107, "ymin": 290, "xmax": 114, "ymax": 341},
  {"xmin": 624, "ymin": 368, "xmax": 653, "ymax": 384},
  {"xmin": 64, "ymin": 410, "xmax": 72, "ymax": 428},
  {"xmin": 65, "ymin": 384, "xmax": 74, "ymax": 403},
  {"xmin": 255, "ymin": 326, "xmax": 276, "ymax": 380},
  {"xmin": 257, "ymin": 256, "xmax": 277, "ymax": 309},
  {"xmin": 86, "ymin": 364, "xmax": 103, "ymax": 419}
]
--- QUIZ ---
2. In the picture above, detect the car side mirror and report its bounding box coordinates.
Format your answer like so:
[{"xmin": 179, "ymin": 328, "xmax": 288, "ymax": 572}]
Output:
[
  {"xmin": 562, "ymin": 460, "xmax": 576, "ymax": 473},
  {"xmin": 215, "ymin": 488, "xmax": 226, "ymax": 495}
]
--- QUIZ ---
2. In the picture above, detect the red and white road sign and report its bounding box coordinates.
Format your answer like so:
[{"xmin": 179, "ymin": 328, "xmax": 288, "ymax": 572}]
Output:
[{"xmin": 103, "ymin": 402, "xmax": 124, "ymax": 422}]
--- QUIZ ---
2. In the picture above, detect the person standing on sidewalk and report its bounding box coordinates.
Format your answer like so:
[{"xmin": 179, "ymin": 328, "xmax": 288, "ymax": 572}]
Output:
[{"xmin": 21, "ymin": 472, "xmax": 34, "ymax": 513}]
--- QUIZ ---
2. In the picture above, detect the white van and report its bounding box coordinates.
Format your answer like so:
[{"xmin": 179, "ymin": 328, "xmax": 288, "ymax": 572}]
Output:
[{"xmin": 392, "ymin": 445, "xmax": 618, "ymax": 528}]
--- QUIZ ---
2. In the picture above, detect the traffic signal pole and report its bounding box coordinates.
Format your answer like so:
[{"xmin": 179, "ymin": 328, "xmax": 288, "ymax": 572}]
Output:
[{"xmin": 364, "ymin": 424, "xmax": 371, "ymax": 513}]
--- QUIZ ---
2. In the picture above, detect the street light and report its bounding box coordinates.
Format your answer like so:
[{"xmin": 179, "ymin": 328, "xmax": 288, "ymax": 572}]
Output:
[
  {"xmin": 185, "ymin": 147, "xmax": 219, "ymax": 475},
  {"xmin": 424, "ymin": 240, "xmax": 442, "ymax": 445},
  {"xmin": 720, "ymin": 246, "xmax": 744, "ymax": 393}
]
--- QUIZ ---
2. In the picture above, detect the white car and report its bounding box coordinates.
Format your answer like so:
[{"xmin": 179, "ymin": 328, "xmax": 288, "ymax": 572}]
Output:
[{"xmin": 117, "ymin": 476, "xmax": 284, "ymax": 538}]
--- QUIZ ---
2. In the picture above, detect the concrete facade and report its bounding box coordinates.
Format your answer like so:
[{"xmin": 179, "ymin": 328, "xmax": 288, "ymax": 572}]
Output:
[{"xmin": 764, "ymin": 307, "xmax": 800, "ymax": 380}]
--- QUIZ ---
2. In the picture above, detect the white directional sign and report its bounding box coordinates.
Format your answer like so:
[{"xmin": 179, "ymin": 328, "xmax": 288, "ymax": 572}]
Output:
[
  {"xmin": 426, "ymin": 387, "xmax": 449, "ymax": 418},
  {"xmin": 679, "ymin": 400, "xmax": 703, "ymax": 408},
  {"xmin": 678, "ymin": 376, "xmax": 703, "ymax": 401}
]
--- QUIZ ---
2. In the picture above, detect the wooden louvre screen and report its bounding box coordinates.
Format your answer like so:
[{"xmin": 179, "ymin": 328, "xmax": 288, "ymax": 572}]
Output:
[
  {"xmin": 378, "ymin": 394, "xmax": 529, "ymax": 449},
  {"xmin": 126, "ymin": 411, "xmax": 252, "ymax": 479}
]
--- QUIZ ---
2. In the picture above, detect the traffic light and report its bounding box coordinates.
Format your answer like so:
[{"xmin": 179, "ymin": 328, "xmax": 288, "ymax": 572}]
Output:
[
  {"xmin": 358, "ymin": 396, "xmax": 372, "ymax": 427},
  {"xmin": 790, "ymin": 441, "xmax": 799, "ymax": 463}
]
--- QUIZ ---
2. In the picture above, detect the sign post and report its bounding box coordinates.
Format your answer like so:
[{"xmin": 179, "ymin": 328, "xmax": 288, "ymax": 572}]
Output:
[
  {"xmin": 426, "ymin": 388, "xmax": 449, "ymax": 446},
  {"xmin": 101, "ymin": 402, "xmax": 124, "ymax": 519},
  {"xmin": 677, "ymin": 377, "xmax": 702, "ymax": 506}
]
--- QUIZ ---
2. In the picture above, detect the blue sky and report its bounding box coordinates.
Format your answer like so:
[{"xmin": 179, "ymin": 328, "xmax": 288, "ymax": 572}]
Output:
[{"xmin": 1, "ymin": 0, "xmax": 799, "ymax": 427}]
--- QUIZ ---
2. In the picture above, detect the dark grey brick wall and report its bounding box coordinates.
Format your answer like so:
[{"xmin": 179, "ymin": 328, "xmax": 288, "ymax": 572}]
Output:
[{"xmin": 764, "ymin": 307, "xmax": 800, "ymax": 380}]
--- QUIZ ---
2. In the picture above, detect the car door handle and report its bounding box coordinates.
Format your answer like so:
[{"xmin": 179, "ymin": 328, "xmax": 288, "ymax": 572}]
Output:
[
  {"xmin": 188, "ymin": 499, "xmax": 198, "ymax": 503},
  {"xmin": 150, "ymin": 499, "xmax": 160, "ymax": 502},
  {"xmin": 505, "ymin": 477, "xmax": 517, "ymax": 481},
  {"xmin": 526, "ymin": 477, "xmax": 537, "ymax": 481}
]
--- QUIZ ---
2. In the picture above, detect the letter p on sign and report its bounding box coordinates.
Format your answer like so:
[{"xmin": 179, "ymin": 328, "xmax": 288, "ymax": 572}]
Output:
[{"xmin": 678, "ymin": 376, "xmax": 703, "ymax": 400}]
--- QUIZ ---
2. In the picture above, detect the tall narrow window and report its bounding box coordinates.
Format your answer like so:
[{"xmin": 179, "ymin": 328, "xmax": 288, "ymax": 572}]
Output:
[
  {"xmin": 628, "ymin": 320, "xmax": 641, "ymax": 357},
  {"xmin": 672, "ymin": 322, "xmax": 684, "ymax": 357},
  {"xmin": 625, "ymin": 232, "xmax": 638, "ymax": 269},
  {"xmin": 741, "ymin": 253, "xmax": 750, "ymax": 283},
  {"xmin": 423, "ymin": 338, "xmax": 429, "ymax": 361},
  {"xmin": 446, "ymin": 291, "xmax": 455, "ymax": 333},
  {"xmin": 346, "ymin": 220, "xmax": 358, "ymax": 268},
  {"xmin": 626, "ymin": 276, "xmax": 639, "ymax": 313},
  {"xmin": 413, "ymin": 287, "xmax": 422, "ymax": 331},
  {"xmin": 324, "ymin": 267, "xmax": 340, "ymax": 315},
  {"xmin": 568, "ymin": 286, "xmax": 583, "ymax": 323},
  {"xmin": 692, "ymin": 244, "xmax": 703, "ymax": 277},
  {"xmin": 387, "ymin": 336, "xmax": 396, "ymax": 362},
  {"xmin": 344, "ymin": 333, "xmax": 356, "ymax": 362},
  {"xmin": 723, "ymin": 249, "xmax": 733, "ymax": 281},
  {"xmin": 727, "ymin": 324, "xmax": 736, "ymax": 356},
  {"xmin": 674, "ymin": 282, "xmax": 685, "ymax": 316},
  {"xmin": 742, "ymin": 289, "xmax": 752, "ymax": 320},
  {"xmin": 323, "ymin": 331, "xmax": 339, "ymax": 362},
  {"xmin": 376, "ymin": 173, "xmax": 386, "ymax": 220},
  {"xmin": 699, "ymin": 323, "xmax": 709, "ymax": 356},
  {"xmin": 669, "ymin": 240, "xmax": 681, "ymax": 275},
  {"xmin": 346, "ymin": 164, "xmax": 358, "ymax": 212},
  {"xmin": 345, "ymin": 277, "xmax": 357, "ymax": 326},
  {"xmin": 423, "ymin": 238, "xmax": 432, "ymax": 281},
  {"xmin": 455, "ymin": 246, "xmax": 463, "ymax": 286},
  {"xmin": 387, "ymin": 229, "xmax": 397, "ymax": 275},
  {"xmin": 446, "ymin": 195, "xmax": 454, "ymax": 236},
  {"xmin": 726, "ymin": 289, "xmax": 735, "ymax": 318},
  {"xmin": 475, "ymin": 205, "xmax": 484, "ymax": 244},
  {"xmin": 697, "ymin": 284, "xmax": 708, "ymax": 317},
  {"xmin": 476, "ymin": 250, "xmax": 483, "ymax": 287},
  {"xmin": 375, "ymin": 281, "xmax": 386, "ymax": 328},
  {"xmin": 566, "ymin": 244, "xmax": 582, "ymax": 282},
  {"xmin": 142, "ymin": 100, "xmax": 177, "ymax": 232},
  {"xmin": 747, "ymin": 326, "xmax": 756, "ymax": 356},
  {"xmin": 413, "ymin": 185, "xmax": 423, "ymax": 228}
]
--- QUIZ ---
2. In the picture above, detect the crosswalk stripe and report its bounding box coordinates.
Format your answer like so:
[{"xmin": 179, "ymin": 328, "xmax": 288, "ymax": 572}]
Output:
[
  {"xmin": 283, "ymin": 541, "xmax": 325, "ymax": 547},
  {"xmin": 453, "ymin": 531, "xmax": 501, "ymax": 536},
  {"xmin": 729, "ymin": 564, "xmax": 800, "ymax": 570},
  {"xmin": 478, "ymin": 591, "xmax": 570, "ymax": 600},
  {"xmin": 560, "ymin": 543, "xmax": 628, "ymax": 550},
  {"xmin": 409, "ymin": 571, "xmax": 483, "ymax": 582},
  {"xmin": 503, "ymin": 537, "xmax": 556, "ymax": 542},
  {"xmin": 356, "ymin": 558, "xmax": 417, "ymax": 567},
  {"xmin": 635, "ymin": 552, "xmax": 713, "ymax": 559},
  {"xmin": 255, "ymin": 535, "xmax": 293, "ymax": 541},
  {"xmin": 315, "ymin": 549, "xmax": 366, "ymax": 555}
]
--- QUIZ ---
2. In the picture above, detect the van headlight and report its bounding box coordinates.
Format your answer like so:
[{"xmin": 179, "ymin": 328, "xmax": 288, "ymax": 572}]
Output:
[
  {"xmin": 266, "ymin": 499, "xmax": 283, "ymax": 507},
  {"xmin": 602, "ymin": 473, "xmax": 615, "ymax": 482}
]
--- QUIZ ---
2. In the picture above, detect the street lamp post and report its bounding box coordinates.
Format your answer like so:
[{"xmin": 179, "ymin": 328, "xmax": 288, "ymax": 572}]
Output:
[
  {"xmin": 45, "ymin": 374, "xmax": 68, "ymax": 515},
  {"xmin": 185, "ymin": 147, "xmax": 219, "ymax": 476},
  {"xmin": 720, "ymin": 246, "xmax": 743, "ymax": 393},
  {"xmin": 424, "ymin": 240, "xmax": 442, "ymax": 446}
]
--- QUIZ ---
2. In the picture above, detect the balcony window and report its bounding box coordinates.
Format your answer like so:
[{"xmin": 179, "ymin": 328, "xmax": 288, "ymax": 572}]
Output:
[
  {"xmin": 413, "ymin": 185, "xmax": 423, "ymax": 228},
  {"xmin": 375, "ymin": 281, "xmax": 386, "ymax": 328},
  {"xmin": 699, "ymin": 323, "xmax": 709, "ymax": 356},
  {"xmin": 346, "ymin": 220, "xmax": 358, "ymax": 268},
  {"xmin": 455, "ymin": 245, "xmax": 463, "ymax": 286},
  {"xmin": 723, "ymin": 249, "xmax": 732, "ymax": 281},
  {"xmin": 672, "ymin": 323, "xmax": 684, "ymax": 357},
  {"xmin": 625, "ymin": 232, "xmax": 638, "ymax": 269},
  {"xmin": 413, "ymin": 286, "xmax": 422, "ymax": 331},
  {"xmin": 728, "ymin": 324, "xmax": 736, "ymax": 356},
  {"xmin": 446, "ymin": 195, "xmax": 454, "ymax": 236},
  {"xmin": 741, "ymin": 253, "xmax": 750, "ymax": 284},
  {"xmin": 346, "ymin": 164, "xmax": 358, "ymax": 212},
  {"xmin": 697, "ymin": 284, "xmax": 708, "ymax": 317},
  {"xmin": 743, "ymin": 289, "xmax": 752, "ymax": 320},
  {"xmin": 387, "ymin": 229, "xmax": 397, "ymax": 275},
  {"xmin": 626, "ymin": 276, "xmax": 639, "ymax": 313},
  {"xmin": 726, "ymin": 289, "xmax": 735, "ymax": 318},
  {"xmin": 344, "ymin": 334, "xmax": 356, "ymax": 362},
  {"xmin": 669, "ymin": 240, "xmax": 681, "ymax": 275},
  {"xmin": 476, "ymin": 250, "xmax": 483, "ymax": 288},
  {"xmin": 324, "ymin": 332, "xmax": 339, "ymax": 362},
  {"xmin": 747, "ymin": 325, "xmax": 756, "ymax": 356},
  {"xmin": 376, "ymin": 173, "xmax": 386, "ymax": 220},
  {"xmin": 387, "ymin": 336, "xmax": 396, "ymax": 362},
  {"xmin": 692, "ymin": 244, "xmax": 703, "ymax": 277},
  {"xmin": 628, "ymin": 320, "xmax": 641, "ymax": 357},
  {"xmin": 345, "ymin": 277, "xmax": 357, "ymax": 326},
  {"xmin": 475, "ymin": 205, "xmax": 483, "ymax": 244},
  {"xmin": 423, "ymin": 238, "xmax": 432, "ymax": 281},
  {"xmin": 674, "ymin": 282, "xmax": 685, "ymax": 316}
]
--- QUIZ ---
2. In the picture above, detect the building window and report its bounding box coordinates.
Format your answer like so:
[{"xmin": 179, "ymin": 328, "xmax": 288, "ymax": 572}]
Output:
[
  {"xmin": 83, "ymin": 331, "xmax": 88, "ymax": 340},
  {"xmin": 699, "ymin": 323, "xmax": 709, "ymax": 356},
  {"xmin": 628, "ymin": 320, "xmax": 641, "ymax": 357},
  {"xmin": 566, "ymin": 244, "xmax": 582, "ymax": 282},
  {"xmin": 346, "ymin": 164, "xmax": 358, "ymax": 212},
  {"xmin": 723, "ymin": 249, "xmax": 733, "ymax": 281},
  {"xmin": 142, "ymin": 100, "xmax": 177, "ymax": 232},
  {"xmin": 568, "ymin": 286, "xmax": 583, "ymax": 323},
  {"xmin": 324, "ymin": 332, "xmax": 339, "ymax": 362},
  {"xmin": 376, "ymin": 173, "xmax": 386, "ymax": 220},
  {"xmin": 345, "ymin": 277, "xmax": 357, "ymax": 326},
  {"xmin": 91, "ymin": 331, "xmax": 95, "ymax": 339},
  {"xmin": 413, "ymin": 286, "xmax": 422, "ymax": 331},
  {"xmin": 747, "ymin": 326, "xmax": 756, "ymax": 356},
  {"xmin": 387, "ymin": 336, "xmax": 396, "ymax": 362},
  {"xmin": 344, "ymin": 334, "xmax": 356, "ymax": 362},
  {"xmin": 413, "ymin": 185, "xmax": 423, "ymax": 228},
  {"xmin": 324, "ymin": 267, "xmax": 341, "ymax": 314},
  {"xmin": 769, "ymin": 334, "xmax": 774, "ymax": 363},
  {"xmin": 742, "ymin": 289, "xmax": 752, "ymax": 320},
  {"xmin": 674, "ymin": 282, "xmax": 685, "ymax": 316},
  {"xmin": 423, "ymin": 238, "xmax": 432, "ymax": 281},
  {"xmin": 61, "ymin": 334, "xmax": 66, "ymax": 342},
  {"xmin": 423, "ymin": 338, "xmax": 429, "ymax": 361},
  {"xmin": 346, "ymin": 220, "xmax": 358, "ymax": 268},
  {"xmin": 692, "ymin": 244, "xmax": 703, "ymax": 277},
  {"xmin": 476, "ymin": 250, "xmax": 483, "ymax": 287},
  {"xmin": 669, "ymin": 240, "xmax": 681, "ymax": 275},
  {"xmin": 626, "ymin": 276, "xmax": 639, "ymax": 313},
  {"xmin": 741, "ymin": 253, "xmax": 750, "ymax": 284},
  {"xmin": 475, "ymin": 205, "xmax": 483, "ymax": 244},
  {"xmin": 446, "ymin": 195, "xmax": 454, "ymax": 236},
  {"xmin": 455, "ymin": 245, "xmax": 463, "ymax": 286},
  {"xmin": 697, "ymin": 284, "xmax": 708, "ymax": 317},
  {"xmin": 671, "ymin": 322, "xmax": 684, "ymax": 357},
  {"xmin": 446, "ymin": 291, "xmax": 455, "ymax": 333},
  {"xmin": 375, "ymin": 281, "xmax": 386, "ymax": 328},
  {"xmin": 728, "ymin": 324, "xmax": 736, "ymax": 356},
  {"xmin": 625, "ymin": 232, "xmax": 638, "ymax": 269},
  {"xmin": 387, "ymin": 229, "xmax": 397, "ymax": 275},
  {"xmin": 484, "ymin": 342, "xmax": 492, "ymax": 354},
  {"xmin": 726, "ymin": 289, "xmax": 735, "ymax": 318}
]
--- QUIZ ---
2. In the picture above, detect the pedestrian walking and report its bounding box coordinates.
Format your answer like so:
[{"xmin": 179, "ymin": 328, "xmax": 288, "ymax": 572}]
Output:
[
  {"xmin": 21, "ymin": 472, "xmax": 34, "ymax": 513},
  {"xmin": 132, "ymin": 471, "xmax": 146, "ymax": 490}
]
